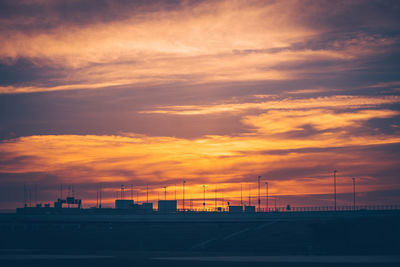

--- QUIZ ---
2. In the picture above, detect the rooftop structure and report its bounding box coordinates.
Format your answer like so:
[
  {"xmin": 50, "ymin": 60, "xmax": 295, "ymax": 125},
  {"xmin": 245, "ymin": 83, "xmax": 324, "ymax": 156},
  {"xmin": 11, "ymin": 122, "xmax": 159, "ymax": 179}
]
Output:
[
  {"xmin": 54, "ymin": 196, "xmax": 82, "ymax": 209},
  {"xmin": 229, "ymin": 205, "xmax": 243, "ymax": 213},
  {"xmin": 158, "ymin": 200, "xmax": 177, "ymax": 213},
  {"xmin": 115, "ymin": 199, "xmax": 134, "ymax": 209}
]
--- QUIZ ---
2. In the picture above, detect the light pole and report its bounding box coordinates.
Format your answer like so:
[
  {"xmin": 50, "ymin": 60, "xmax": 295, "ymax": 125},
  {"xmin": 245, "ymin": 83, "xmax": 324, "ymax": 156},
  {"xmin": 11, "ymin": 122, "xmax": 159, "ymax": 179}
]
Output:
[
  {"xmin": 258, "ymin": 176, "xmax": 261, "ymax": 212},
  {"xmin": 146, "ymin": 184, "xmax": 149, "ymax": 203},
  {"xmin": 214, "ymin": 185, "xmax": 217, "ymax": 210},
  {"xmin": 265, "ymin": 181, "xmax": 268, "ymax": 212},
  {"xmin": 334, "ymin": 170, "xmax": 337, "ymax": 211},
  {"xmin": 182, "ymin": 180, "xmax": 186, "ymax": 211},
  {"xmin": 203, "ymin": 185, "xmax": 206, "ymax": 211},
  {"xmin": 96, "ymin": 184, "xmax": 99, "ymax": 208},
  {"xmin": 240, "ymin": 184, "xmax": 243, "ymax": 205},
  {"xmin": 163, "ymin": 186, "xmax": 167, "ymax": 200},
  {"xmin": 248, "ymin": 184, "xmax": 251, "ymax": 206},
  {"xmin": 99, "ymin": 183, "xmax": 102, "ymax": 208},
  {"xmin": 352, "ymin": 177, "xmax": 356, "ymax": 211}
]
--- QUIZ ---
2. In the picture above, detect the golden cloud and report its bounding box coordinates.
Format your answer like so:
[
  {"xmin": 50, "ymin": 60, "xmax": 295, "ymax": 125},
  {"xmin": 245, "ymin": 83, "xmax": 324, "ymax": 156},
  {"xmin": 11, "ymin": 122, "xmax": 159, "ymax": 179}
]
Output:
[{"xmin": 1, "ymin": 1, "xmax": 393, "ymax": 94}]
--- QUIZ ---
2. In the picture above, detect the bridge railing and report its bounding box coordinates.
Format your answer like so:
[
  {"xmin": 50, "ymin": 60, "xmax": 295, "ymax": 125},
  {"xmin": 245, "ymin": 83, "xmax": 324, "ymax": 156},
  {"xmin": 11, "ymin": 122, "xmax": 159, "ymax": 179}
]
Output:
[
  {"xmin": 177, "ymin": 205, "xmax": 400, "ymax": 213},
  {"xmin": 256, "ymin": 204, "xmax": 400, "ymax": 213}
]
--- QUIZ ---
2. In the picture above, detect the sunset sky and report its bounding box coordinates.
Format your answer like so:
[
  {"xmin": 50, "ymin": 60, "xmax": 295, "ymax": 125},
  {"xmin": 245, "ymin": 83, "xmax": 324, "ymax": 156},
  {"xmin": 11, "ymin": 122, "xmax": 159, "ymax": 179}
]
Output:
[{"xmin": 1, "ymin": 0, "xmax": 400, "ymax": 210}]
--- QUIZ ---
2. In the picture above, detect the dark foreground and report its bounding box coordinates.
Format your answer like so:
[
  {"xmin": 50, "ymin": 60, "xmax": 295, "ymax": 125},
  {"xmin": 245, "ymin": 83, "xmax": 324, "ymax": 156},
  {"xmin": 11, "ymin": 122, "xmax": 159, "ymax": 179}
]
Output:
[{"xmin": 0, "ymin": 211, "xmax": 399, "ymax": 266}]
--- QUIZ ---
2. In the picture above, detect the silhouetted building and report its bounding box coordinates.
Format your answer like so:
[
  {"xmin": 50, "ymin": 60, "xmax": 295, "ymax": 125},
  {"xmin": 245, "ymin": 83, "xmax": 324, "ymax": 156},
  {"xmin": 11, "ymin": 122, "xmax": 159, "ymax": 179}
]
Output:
[
  {"xmin": 54, "ymin": 197, "xmax": 82, "ymax": 209},
  {"xmin": 229, "ymin": 206, "xmax": 243, "ymax": 213},
  {"xmin": 158, "ymin": 200, "xmax": 177, "ymax": 213},
  {"xmin": 245, "ymin": 205, "xmax": 255, "ymax": 213},
  {"xmin": 115, "ymin": 199, "xmax": 134, "ymax": 209},
  {"xmin": 141, "ymin": 202, "xmax": 153, "ymax": 211}
]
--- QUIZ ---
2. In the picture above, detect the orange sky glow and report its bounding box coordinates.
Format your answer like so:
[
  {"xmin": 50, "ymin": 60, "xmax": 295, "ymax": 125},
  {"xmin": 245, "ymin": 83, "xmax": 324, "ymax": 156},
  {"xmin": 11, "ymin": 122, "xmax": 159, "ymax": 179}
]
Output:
[{"xmin": 0, "ymin": 0, "xmax": 399, "ymax": 209}]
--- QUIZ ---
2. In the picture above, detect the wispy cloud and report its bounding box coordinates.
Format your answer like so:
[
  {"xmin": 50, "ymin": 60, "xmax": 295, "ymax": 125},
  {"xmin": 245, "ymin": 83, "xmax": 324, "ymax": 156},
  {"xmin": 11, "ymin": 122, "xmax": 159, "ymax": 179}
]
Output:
[{"xmin": 139, "ymin": 95, "xmax": 400, "ymax": 115}]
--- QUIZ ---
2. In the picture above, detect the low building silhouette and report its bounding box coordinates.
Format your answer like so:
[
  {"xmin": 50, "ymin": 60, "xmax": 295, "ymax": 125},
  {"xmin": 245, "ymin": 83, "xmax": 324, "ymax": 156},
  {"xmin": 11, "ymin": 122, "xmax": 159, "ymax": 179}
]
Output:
[{"xmin": 158, "ymin": 200, "xmax": 177, "ymax": 213}]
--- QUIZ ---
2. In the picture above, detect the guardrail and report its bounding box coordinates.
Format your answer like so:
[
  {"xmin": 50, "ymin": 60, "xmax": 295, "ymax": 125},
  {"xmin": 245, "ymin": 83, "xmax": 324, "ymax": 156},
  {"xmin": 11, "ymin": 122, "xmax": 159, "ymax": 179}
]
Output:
[{"xmin": 177, "ymin": 205, "xmax": 400, "ymax": 213}]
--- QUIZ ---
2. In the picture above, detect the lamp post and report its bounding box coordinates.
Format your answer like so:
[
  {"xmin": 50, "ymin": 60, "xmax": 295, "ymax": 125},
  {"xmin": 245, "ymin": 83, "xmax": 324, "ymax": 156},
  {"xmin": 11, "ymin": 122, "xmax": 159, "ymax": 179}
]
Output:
[
  {"xmin": 258, "ymin": 176, "xmax": 261, "ymax": 212},
  {"xmin": 240, "ymin": 184, "xmax": 243, "ymax": 205},
  {"xmin": 248, "ymin": 184, "xmax": 251, "ymax": 206},
  {"xmin": 163, "ymin": 186, "xmax": 167, "ymax": 200},
  {"xmin": 203, "ymin": 185, "xmax": 206, "ymax": 211},
  {"xmin": 352, "ymin": 177, "xmax": 356, "ymax": 211},
  {"xmin": 182, "ymin": 180, "xmax": 186, "ymax": 211},
  {"xmin": 214, "ymin": 185, "xmax": 217, "ymax": 210},
  {"xmin": 333, "ymin": 170, "xmax": 337, "ymax": 211},
  {"xmin": 99, "ymin": 183, "xmax": 102, "ymax": 208},
  {"xmin": 265, "ymin": 181, "xmax": 268, "ymax": 212}
]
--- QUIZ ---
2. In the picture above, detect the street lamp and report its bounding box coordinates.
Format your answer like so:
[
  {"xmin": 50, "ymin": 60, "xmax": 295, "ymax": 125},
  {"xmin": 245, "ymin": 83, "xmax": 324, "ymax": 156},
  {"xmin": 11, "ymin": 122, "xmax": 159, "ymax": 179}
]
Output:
[
  {"xmin": 258, "ymin": 176, "xmax": 261, "ymax": 212},
  {"xmin": 333, "ymin": 170, "xmax": 337, "ymax": 211},
  {"xmin": 146, "ymin": 184, "xmax": 149, "ymax": 203},
  {"xmin": 203, "ymin": 185, "xmax": 206, "ymax": 211},
  {"xmin": 240, "ymin": 184, "xmax": 243, "ymax": 205},
  {"xmin": 352, "ymin": 177, "xmax": 356, "ymax": 211},
  {"xmin": 182, "ymin": 180, "xmax": 186, "ymax": 211},
  {"xmin": 163, "ymin": 186, "xmax": 167, "ymax": 200},
  {"xmin": 265, "ymin": 181, "xmax": 268, "ymax": 212}
]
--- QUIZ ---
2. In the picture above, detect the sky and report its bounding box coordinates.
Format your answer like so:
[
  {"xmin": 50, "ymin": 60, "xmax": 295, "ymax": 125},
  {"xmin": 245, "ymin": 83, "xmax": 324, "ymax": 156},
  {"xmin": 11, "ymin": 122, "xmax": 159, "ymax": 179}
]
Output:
[{"xmin": 0, "ymin": 0, "xmax": 400, "ymax": 210}]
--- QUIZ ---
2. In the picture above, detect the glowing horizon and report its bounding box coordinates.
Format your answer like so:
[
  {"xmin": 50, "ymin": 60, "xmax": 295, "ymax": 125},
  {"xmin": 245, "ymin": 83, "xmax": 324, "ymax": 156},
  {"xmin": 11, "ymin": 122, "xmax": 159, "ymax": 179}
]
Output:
[{"xmin": 0, "ymin": 0, "xmax": 399, "ymax": 210}]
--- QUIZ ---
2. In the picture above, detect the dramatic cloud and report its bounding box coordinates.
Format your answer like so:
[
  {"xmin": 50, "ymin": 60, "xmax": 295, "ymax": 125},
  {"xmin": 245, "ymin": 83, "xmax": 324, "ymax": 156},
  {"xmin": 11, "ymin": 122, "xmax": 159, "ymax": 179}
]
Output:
[
  {"xmin": 1, "ymin": 98, "xmax": 399, "ymax": 208},
  {"xmin": 0, "ymin": 0, "xmax": 399, "ymax": 209},
  {"xmin": 1, "ymin": 0, "xmax": 399, "ymax": 93}
]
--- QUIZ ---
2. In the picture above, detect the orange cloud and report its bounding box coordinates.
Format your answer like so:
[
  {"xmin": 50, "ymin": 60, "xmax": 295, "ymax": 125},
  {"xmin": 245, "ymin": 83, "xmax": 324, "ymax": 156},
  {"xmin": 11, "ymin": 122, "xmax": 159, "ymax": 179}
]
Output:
[
  {"xmin": 243, "ymin": 109, "xmax": 400, "ymax": 134},
  {"xmin": 1, "ymin": 1, "xmax": 394, "ymax": 94},
  {"xmin": 1, "ymin": 105, "xmax": 399, "ymax": 208}
]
